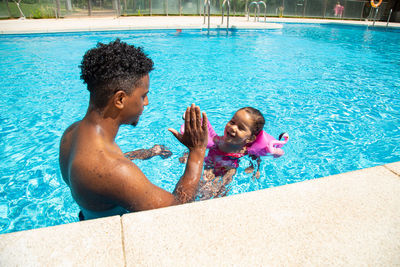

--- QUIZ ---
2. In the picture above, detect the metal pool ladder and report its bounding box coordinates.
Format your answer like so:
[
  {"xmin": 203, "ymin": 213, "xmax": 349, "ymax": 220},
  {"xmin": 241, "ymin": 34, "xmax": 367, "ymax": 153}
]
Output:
[
  {"xmin": 372, "ymin": 7, "xmax": 379, "ymax": 27},
  {"xmin": 221, "ymin": 0, "xmax": 231, "ymax": 30},
  {"xmin": 386, "ymin": 9, "xmax": 393, "ymax": 29},
  {"xmin": 203, "ymin": 0, "xmax": 211, "ymax": 31},
  {"xmin": 247, "ymin": 1, "xmax": 266, "ymax": 22}
]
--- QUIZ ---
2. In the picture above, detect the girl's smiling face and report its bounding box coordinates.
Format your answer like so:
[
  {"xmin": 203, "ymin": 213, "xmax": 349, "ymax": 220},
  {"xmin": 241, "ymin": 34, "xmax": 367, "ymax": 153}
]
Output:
[{"xmin": 223, "ymin": 110, "xmax": 256, "ymax": 147}]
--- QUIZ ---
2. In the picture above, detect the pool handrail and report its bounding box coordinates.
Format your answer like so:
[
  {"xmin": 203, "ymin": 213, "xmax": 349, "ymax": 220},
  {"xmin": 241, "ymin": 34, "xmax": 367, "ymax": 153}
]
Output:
[
  {"xmin": 203, "ymin": 0, "xmax": 211, "ymax": 31},
  {"xmin": 257, "ymin": 1, "xmax": 267, "ymax": 22},
  {"xmin": 386, "ymin": 9, "xmax": 392, "ymax": 28},
  {"xmin": 372, "ymin": 7, "xmax": 379, "ymax": 27},
  {"xmin": 248, "ymin": 1, "xmax": 259, "ymax": 22},
  {"xmin": 221, "ymin": 0, "xmax": 231, "ymax": 30}
]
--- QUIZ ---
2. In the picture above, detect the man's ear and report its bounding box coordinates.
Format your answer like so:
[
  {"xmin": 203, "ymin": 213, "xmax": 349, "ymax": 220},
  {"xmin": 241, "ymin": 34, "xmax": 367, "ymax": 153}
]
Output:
[{"xmin": 113, "ymin": 91, "xmax": 126, "ymax": 110}]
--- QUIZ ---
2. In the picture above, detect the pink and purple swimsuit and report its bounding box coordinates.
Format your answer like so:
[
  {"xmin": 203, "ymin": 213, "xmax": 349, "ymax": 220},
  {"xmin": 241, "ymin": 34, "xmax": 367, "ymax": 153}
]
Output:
[{"xmin": 204, "ymin": 137, "xmax": 247, "ymax": 176}]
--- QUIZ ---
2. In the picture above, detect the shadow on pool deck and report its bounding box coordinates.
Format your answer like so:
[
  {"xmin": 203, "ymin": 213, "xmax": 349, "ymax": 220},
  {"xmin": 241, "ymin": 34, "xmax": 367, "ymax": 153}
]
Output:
[{"xmin": 0, "ymin": 162, "xmax": 399, "ymax": 265}]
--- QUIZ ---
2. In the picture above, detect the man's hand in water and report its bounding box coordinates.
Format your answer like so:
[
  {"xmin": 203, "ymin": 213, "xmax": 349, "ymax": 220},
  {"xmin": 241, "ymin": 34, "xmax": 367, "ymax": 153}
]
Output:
[{"xmin": 168, "ymin": 104, "xmax": 208, "ymax": 151}]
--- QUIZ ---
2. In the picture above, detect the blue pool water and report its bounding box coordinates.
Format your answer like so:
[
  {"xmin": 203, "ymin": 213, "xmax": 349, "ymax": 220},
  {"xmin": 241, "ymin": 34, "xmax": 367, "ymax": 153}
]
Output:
[{"xmin": 0, "ymin": 24, "xmax": 399, "ymax": 234}]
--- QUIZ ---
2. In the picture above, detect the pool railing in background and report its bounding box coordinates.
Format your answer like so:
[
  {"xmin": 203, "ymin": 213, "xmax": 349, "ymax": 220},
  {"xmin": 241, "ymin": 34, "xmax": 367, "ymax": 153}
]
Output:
[{"xmin": 0, "ymin": 0, "xmax": 399, "ymax": 23}]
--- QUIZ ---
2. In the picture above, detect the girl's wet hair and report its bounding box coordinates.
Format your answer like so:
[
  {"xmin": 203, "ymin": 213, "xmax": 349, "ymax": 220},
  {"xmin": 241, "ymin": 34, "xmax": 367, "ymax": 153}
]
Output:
[{"xmin": 238, "ymin": 107, "xmax": 265, "ymax": 136}]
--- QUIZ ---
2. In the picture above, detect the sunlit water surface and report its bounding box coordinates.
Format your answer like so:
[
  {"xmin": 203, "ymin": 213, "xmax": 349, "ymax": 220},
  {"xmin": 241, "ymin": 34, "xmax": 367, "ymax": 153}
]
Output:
[{"xmin": 0, "ymin": 24, "xmax": 399, "ymax": 234}]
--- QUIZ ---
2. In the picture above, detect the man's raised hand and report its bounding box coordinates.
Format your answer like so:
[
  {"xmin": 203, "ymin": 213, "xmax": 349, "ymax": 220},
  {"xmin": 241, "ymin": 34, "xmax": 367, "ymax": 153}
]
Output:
[{"xmin": 168, "ymin": 104, "xmax": 208, "ymax": 151}]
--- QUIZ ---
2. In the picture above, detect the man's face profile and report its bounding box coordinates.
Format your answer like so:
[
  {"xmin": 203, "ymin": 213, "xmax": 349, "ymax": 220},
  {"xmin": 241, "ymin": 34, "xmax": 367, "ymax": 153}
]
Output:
[{"xmin": 124, "ymin": 75, "xmax": 150, "ymax": 127}]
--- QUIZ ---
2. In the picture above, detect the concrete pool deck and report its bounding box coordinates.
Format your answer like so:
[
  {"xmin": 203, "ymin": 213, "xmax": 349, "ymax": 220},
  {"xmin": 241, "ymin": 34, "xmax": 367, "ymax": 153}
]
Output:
[
  {"xmin": 0, "ymin": 16, "xmax": 399, "ymax": 34},
  {"xmin": 0, "ymin": 16, "xmax": 399, "ymax": 265},
  {"xmin": 0, "ymin": 162, "xmax": 399, "ymax": 265}
]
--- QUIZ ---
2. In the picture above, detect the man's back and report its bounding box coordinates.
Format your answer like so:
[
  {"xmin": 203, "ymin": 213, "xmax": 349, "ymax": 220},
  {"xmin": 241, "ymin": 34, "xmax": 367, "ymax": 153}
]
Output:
[{"xmin": 59, "ymin": 119, "xmax": 127, "ymax": 212}]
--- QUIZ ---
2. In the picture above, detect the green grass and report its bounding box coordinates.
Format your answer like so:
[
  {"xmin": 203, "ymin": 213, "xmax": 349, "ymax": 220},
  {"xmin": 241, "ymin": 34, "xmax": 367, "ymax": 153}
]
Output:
[{"xmin": 0, "ymin": 2, "xmax": 57, "ymax": 18}]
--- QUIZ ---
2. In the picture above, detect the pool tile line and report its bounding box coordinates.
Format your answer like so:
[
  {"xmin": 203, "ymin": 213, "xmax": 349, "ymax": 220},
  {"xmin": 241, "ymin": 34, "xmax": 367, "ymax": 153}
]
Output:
[
  {"xmin": 384, "ymin": 162, "xmax": 400, "ymax": 177},
  {"xmin": 120, "ymin": 217, "xmax": 127, "ymax": 267},
  {"xmin": 384, "ymin": 165, "xmax": 400, "ymax": 177}
]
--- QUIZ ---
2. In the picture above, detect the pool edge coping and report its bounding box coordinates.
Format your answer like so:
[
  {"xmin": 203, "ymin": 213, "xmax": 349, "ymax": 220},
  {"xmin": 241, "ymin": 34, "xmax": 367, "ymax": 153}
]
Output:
[
  {"xmin": 0, "ymin": 161, "xmax": 400, "ymax": 265},
  {"xmin": 0, "ymin": 16, "xmax": 399, "ymax": 35}
]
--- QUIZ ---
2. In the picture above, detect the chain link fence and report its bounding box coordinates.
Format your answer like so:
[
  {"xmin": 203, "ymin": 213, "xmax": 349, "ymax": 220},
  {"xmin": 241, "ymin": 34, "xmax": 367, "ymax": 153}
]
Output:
[{"xmin": 0, "ymin": 0, "xmax": 398, "ymax": 22}]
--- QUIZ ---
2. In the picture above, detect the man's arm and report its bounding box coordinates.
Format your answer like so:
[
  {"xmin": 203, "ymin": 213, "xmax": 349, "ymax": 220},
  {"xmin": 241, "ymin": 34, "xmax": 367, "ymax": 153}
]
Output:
[
  {"xmin": 173, "ymin": 147, "xmax": 205, "ymax": 203},
  {"xmin": 169, "ymin": 104, "xmax": 208, "ymax": 203},
  {"xmin": 98, "ymin": 104, "xmax": 208, "ymax": 211}
]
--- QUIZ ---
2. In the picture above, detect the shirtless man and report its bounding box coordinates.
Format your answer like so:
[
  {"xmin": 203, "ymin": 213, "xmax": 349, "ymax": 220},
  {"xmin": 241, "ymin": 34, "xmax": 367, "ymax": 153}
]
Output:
[{"xmin": 59, "ymin": 39, "xmax": 208, "ymax": 220}]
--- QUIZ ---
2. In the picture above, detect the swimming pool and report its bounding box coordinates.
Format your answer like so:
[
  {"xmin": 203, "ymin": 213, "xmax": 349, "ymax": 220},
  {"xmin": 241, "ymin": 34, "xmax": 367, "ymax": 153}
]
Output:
[{"xmin": 0, "ymin": 24, "xmax": 399, "ymax": 234}]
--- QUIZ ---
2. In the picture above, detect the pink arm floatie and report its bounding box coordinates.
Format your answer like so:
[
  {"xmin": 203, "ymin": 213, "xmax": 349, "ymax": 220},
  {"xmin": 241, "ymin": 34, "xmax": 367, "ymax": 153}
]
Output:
[{"xmin": 247, "ymin": 132, "xmax": 289, "ymax": 157}]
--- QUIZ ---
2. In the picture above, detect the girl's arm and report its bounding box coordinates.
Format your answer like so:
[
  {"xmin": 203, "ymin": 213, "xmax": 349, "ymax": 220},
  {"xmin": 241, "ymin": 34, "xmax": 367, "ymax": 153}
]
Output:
[
  {"xmin": 179, "ymin": 151, "xmax": 189, "ymax": 163},
  {"xmin": 245, "ymin": 155, "xmax": 261, "ymax": 179}
]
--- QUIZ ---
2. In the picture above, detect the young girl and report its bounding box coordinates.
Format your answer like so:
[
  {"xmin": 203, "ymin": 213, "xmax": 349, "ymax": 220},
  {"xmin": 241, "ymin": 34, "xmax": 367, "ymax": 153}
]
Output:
[{"xmin": 180, "ymin": 107, "xmax": 288, "ymax": 200}]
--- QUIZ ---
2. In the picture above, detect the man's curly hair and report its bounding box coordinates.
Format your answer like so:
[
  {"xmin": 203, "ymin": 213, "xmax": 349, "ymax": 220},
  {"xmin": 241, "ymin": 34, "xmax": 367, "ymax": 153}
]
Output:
[{"xmin": 80, "ymin": 39, "xmax": 154, "ymax": 109}]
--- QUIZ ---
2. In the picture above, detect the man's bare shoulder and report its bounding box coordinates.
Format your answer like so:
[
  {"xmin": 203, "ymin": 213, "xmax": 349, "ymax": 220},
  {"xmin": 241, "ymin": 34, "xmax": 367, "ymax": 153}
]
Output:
[
  {"xmin": 99, "ymin": 151, "xmax": 144, "ymax": 180},
  {"xmin": 61, "ymin": 121, "xmax": 80, "ymax": 142},
  {"xmin": 75, "ymin": 149, "xmax": 174, "ymax": 211},
  {"xmin": 59, "ymin": 121, "xmax": 81, "ymax": 185},
  {"xmin": 70, "ymin": 134, "xmax": 146, "ymax": 190}
]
